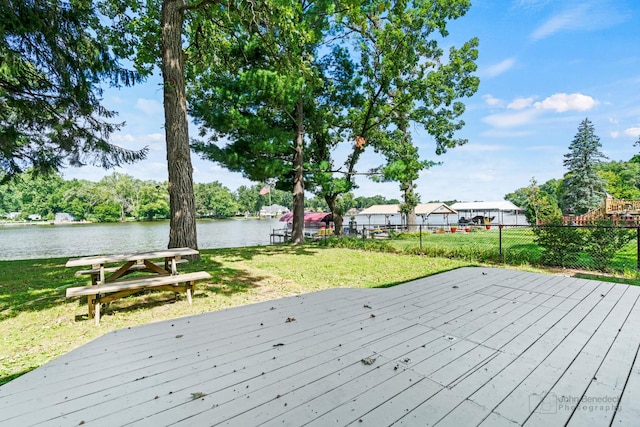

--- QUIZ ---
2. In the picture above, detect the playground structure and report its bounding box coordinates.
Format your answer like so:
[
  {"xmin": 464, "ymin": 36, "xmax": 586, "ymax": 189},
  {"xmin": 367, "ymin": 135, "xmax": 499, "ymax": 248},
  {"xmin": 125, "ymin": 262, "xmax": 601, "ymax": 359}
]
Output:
[{"xmin": 563, "ymin": 198, "xmax": 640, "ymax": 226}]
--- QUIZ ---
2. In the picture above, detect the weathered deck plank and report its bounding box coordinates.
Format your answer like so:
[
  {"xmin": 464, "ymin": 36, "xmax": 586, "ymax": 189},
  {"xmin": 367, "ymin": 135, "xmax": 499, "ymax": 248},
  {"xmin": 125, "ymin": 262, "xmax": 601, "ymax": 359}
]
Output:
[{"xmin": 1, "ymin": 267, "xmax": 639, "ymax": 426}]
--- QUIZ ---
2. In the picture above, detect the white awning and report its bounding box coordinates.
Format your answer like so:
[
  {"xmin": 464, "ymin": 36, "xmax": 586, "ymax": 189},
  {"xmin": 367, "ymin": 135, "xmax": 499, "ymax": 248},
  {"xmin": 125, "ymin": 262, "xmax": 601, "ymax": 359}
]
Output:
[
  {"xmin": 449, "ymin": 201, "xmax": 522, "ymax": 212},
  {"xmin": 359, "ymin": 203, "xmax": 456, "ymax": 216}
]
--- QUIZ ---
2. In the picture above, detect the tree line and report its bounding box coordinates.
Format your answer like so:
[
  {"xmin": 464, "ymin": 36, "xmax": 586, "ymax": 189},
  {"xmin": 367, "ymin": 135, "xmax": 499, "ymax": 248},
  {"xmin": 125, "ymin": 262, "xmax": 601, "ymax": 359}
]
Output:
[{"xmin": 0, "ymin": 171, "xmax": 400, "ymax": 223}]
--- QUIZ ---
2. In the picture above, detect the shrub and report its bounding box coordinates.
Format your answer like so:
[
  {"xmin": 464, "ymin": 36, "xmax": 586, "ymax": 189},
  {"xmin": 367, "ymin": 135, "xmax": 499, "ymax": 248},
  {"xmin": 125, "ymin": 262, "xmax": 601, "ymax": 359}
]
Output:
[
  {"xmin": 534, "ymin": 222, "xmax": 584, "ymax": 267},
  {"xmin": 583, "ymin": 221, "xmax": 634, "ymax": 271}
]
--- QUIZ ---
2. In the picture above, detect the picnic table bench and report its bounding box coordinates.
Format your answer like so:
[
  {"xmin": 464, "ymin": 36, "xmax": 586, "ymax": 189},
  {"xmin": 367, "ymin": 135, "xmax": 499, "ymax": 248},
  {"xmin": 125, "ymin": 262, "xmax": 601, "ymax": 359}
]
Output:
[{"xmin": 65, "ymin": 248, "xmax": 211, "ymax": 325}]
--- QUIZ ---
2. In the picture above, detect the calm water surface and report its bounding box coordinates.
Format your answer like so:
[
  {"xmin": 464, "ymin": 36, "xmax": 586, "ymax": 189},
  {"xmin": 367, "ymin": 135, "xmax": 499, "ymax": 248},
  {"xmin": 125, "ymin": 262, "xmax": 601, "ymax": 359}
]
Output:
[{"xmin": 0, "ymin": 218, "xmax": 281, "ymax": 260}]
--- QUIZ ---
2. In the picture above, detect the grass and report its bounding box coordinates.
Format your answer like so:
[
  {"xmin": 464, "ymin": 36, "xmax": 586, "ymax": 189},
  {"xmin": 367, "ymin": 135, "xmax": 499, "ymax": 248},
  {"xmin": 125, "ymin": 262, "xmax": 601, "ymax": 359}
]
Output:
[
  {"xmin": 378, "ymin": 227, "xmax": 640, "ymax": 280},
  {"xmin": 0, "ymin": 245, "xmax": 473, "ymax": 386}
]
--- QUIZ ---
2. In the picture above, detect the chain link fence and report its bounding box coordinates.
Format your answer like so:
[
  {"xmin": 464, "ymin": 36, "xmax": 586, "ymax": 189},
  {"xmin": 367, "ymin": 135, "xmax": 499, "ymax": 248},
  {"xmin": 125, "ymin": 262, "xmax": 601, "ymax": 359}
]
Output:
[{"xmin": 342, "ymin": 223, "xmax": 640, "ymax": 274}]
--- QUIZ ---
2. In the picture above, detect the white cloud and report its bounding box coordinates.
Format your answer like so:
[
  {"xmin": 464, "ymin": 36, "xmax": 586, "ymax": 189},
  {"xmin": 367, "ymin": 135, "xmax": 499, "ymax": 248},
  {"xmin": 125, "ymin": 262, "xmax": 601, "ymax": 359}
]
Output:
[
  {"xmin": 610, "ymin": 131, "xmax": 621, "ymax": 139},
  {"xmin": 534, "ymin": 93, "xmax": 598, "ymax": 112},
  {"xmin": 483, "ymin": 94, "xmax": 504, "ymax": 107},
  {"xmin": 136, "ymin": 98, "xmax": 164, "ymax": 117},
  {"xmin": 483, "ymin": 58, "xmax": 517, "ymax": 78},
  {"xmin": 625, "ymin": 127, "xmax": 640, "ymax": 137},
  {"xmin": 530, "ymin": 2, "xmax": 628, "ymax": 41},
  {"xmin": 111, "ymin": 134, "xmax": 136, "ymax": 143},
  {"xmin": 508, "ymin": 97, "xmax": 535, "ymax": 110},
  {"xmin": 482, "ymin": 109, "xmax": 540, "ymax": 128}
]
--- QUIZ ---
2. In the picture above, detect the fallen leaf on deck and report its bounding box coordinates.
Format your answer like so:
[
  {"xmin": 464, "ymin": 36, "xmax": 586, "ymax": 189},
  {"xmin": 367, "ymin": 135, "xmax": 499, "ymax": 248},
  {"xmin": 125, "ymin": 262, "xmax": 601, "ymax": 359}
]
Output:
[{"xmin": 361, "ymin": 357, "xmax": 376, "ymax": 365}]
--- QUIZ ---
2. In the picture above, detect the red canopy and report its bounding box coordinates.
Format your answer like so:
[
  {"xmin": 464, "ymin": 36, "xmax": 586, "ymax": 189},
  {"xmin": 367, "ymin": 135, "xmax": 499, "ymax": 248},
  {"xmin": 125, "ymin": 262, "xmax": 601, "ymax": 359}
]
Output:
[{"xmin": 279, "ymin": 212, "xmax": 333, "ymax": 223}]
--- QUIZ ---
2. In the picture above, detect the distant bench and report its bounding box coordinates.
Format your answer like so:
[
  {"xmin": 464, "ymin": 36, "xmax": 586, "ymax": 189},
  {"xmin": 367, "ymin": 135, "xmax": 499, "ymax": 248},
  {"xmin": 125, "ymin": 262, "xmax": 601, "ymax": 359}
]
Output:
[{"xmin": 66, "ymin": 271, "xmax": 211, "ymax": 325}]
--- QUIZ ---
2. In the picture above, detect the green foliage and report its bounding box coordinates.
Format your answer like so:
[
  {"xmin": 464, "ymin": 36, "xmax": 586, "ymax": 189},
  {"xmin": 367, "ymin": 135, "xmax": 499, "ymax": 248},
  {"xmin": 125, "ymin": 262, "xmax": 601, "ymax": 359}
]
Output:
[
  {"xmin": 0, "ymin": 0, "xmax": 147, "ymax": 179},
  {"xmin": 354, "ymin": 195, "xmax": 401, "ymax": 209},
  {"xmin": 0, "ymin": 170, "xmax": 301, "ymax": 221},
  {"xmin": 534, "ymin": 223, "xmax": 584, "ymax": 267},
  {"xmin": 561, "ymin": 118, "xmax": 607, "ymax": 215},
  {"xmin": 597, "ymin": 159, "xmax": 640, "ymax": 200},
  {"xmin": 194, "ymin": 182, "xmax": 239, "ymax": 218},
  {"xmin": 507, "ymin": 177, "xmax": 562, "ymax": 225},
  {"xmin": 583, "ymin": 220, "xmax": 634, "ymax": 271},
  {"xmin": 187, "ymin": 0, "xmax": 478, "ymax": 235}
]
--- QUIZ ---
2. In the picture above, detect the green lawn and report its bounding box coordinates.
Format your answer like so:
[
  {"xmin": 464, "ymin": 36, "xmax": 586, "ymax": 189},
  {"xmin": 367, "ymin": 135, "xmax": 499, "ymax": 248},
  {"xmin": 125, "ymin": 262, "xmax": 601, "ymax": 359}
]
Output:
[{"xmin": 0, "ymin": 246, "xmax": 472, "ymax": 386}]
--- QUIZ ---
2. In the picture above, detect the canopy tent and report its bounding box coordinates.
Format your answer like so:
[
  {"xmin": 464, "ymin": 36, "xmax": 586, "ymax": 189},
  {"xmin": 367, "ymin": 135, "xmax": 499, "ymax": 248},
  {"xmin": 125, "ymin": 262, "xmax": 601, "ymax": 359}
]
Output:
[
  {"xmin": 279, "ymin": 212, "xmax": 333, "ymax": 224},
  {"xmin": 449, "ymin": 201, "xmax": 525, "ymax": 225}
]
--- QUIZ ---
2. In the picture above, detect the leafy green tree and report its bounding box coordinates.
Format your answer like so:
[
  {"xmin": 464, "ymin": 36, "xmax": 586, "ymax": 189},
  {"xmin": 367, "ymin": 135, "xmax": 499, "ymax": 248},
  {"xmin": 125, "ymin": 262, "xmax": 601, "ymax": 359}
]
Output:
[
  {"xmin": 194, "ymin": 182, "xmax": 239, "ymax": 218},
  {"xmin": 189, "ymin": 0, "xmax": 333, "ymax": 244},
  {"xmin": 98, "ymin": 173, "xmax": 141, "ymax": 222},
  {"xmin": 504, "ymin": 188, "xmax": 528, "ymax": 212},
  {"xmin": 136, "ymin": 182, "xmax": 170, "ymax": 221},
  {"xmin": 0, "ymin": 0, "xmax": 146, "ymax": 180},
  {"xmin": 353, "ymin": 195, "xmax": 400, "ymax": 209},
  {"xmin": 12, "ymin": 171, "xmax": 68, "ymax": 220},
  {"xmin": 518, "ymin": 177, "xmax": 561, "ymax": 224},
  {"xmin": 236, "ymin": 185, "xmax": 261, "ymax": 216},
  {"xmin": 344, "ymin": 1, "xmax": 479, "ymax": 232},
  {"xmin": 305, "ymin": 195, "xmax": 329, "ymax": 212},
  {"xmin": 61, "ymin": 180, "xmax": 109, "ymax": 221},
  {"xmin": 309, "ymin": 0, "xmax": 478, "ymax": 234},
  {"xmin": 92, "ymin": 200, "xmax": 122, "ymax": 222},
  {"xmin": 191, "ymin": 0, "xmax": 478, "ymax": 238},
  {"xmin": 597, "ymin": 160, "xmax": 640, "ymax": 200},
  {"xmin": 561, "ymin": 118, "xmax": 607, "ymax": 215}
]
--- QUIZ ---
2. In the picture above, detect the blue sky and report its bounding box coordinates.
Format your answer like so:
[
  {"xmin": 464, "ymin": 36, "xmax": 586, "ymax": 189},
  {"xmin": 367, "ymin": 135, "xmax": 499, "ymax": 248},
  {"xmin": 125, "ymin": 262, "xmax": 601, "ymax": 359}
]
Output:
[{"xmin": 63, "ymin": 0, "xmax": 640, "ymax": 203}]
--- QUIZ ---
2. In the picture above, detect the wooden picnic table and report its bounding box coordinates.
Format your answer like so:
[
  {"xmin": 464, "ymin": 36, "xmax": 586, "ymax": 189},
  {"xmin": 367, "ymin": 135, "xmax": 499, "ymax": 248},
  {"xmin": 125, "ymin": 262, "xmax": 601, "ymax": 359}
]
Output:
[
  {"xmin": 65, "ymin": 247, "xmax": 210, "ymax": 325},
  {"xmin": 65, "ymin": 247, "xmax": 199, "ymax": 285}
]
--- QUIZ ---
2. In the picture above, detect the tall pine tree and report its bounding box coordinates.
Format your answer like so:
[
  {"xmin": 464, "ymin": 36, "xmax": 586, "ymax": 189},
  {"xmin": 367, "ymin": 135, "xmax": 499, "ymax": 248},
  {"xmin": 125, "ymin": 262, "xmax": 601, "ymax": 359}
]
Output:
[
  {"xmin": 561, "ymin": 118, "xmax": 607, "ymax": 215},
  {"xmin": 0, "ymin": 0, "xmax": 147, "ymax": 180}
]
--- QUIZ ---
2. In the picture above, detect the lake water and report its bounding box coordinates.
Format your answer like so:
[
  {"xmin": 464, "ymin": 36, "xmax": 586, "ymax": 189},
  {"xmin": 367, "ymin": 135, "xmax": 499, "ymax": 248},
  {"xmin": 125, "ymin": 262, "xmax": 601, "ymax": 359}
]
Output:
[
  {"xmin": 0, "ymin": 218, "xmax": 282, "ymax": 260},
  {"xmin": 0, "ymin": 212, "xmax": 528, "ymax": 261}
]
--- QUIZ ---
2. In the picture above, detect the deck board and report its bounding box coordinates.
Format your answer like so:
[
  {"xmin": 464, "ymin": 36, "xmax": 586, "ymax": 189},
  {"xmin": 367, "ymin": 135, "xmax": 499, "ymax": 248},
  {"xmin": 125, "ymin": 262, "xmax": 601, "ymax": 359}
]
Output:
[{"xmin": 2, "ymin": 266, "xmax": 640, "ymax": 426}]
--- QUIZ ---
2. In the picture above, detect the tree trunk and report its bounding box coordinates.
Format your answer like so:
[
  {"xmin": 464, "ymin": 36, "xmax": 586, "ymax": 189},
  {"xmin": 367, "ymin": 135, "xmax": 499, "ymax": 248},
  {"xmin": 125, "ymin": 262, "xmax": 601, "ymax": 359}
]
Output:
[
  {"xmin": 161, "ymin": 0, "xmax": 199, "ymax": 256},
  {"xmin": 290, "ymin": 100, "xmax": 305, "ymax": 245},
  {"xmin": 325, "ymin": 194, "xmax": 343, "ymax": 236},
  {"xmin": 404, "ymin": 183, "xmax": 417, "ymax": 232}
]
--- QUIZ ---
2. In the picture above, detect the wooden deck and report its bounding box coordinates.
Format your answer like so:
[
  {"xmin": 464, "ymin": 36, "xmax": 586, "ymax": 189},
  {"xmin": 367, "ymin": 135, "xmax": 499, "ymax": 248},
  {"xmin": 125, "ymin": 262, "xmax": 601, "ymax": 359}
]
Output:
[{"xmin": 2, "ymin": 267, "xmax": 640, "ymax": 426}]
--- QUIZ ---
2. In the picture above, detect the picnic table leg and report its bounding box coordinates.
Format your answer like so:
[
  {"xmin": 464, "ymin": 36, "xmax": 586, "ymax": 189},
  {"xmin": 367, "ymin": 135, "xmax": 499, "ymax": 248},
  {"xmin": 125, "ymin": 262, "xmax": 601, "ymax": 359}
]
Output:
[
  {"xmin": 87, "ymin": 295, "xmax": 95, "ymax": 319},
  {"xmin": 186, "ymin": 280, "xmax": 194, "ymax": 305},
  {"xmin": 95, "ymin": 300, "xmax": 101, "ymax": 326}
]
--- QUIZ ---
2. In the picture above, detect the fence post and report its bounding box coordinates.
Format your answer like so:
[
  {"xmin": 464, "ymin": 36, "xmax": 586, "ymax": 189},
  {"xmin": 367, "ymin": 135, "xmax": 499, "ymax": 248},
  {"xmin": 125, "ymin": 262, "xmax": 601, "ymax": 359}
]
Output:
[
  {"xmin": 499, "ymin": 225, "xmax": 503, "ymax": 262},
  {"xmin": 419, "ymin": 224, "xmax": 423, "ymax": 255}
]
